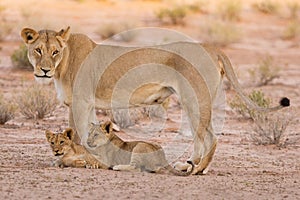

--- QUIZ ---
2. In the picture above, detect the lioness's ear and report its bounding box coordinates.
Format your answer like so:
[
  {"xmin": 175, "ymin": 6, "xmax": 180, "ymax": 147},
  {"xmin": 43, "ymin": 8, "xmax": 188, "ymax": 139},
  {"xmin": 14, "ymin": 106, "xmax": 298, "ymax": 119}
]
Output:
[
  {"xmin": 56, "ymin": 26, "xmax": 70, "ymax": 47},
  {"xmin": 63, "ymin": 128, "xmax": 74, "ymax": 141},
  {"xmin": 21, "ymin": 28, "xmax": 39, "ymax": 44},
  {"xmin": 45, "ymin": 130, "xmax": 54, "ymax": 142},
  {"xmin": 101, "ymin": 121, "xmax": 113, "ymax": 134}
]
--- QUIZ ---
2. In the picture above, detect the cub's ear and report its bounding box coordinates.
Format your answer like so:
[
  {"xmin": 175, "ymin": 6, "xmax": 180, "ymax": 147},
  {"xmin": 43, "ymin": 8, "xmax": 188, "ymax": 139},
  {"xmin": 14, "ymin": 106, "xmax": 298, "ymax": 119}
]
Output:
[
  {"xmin": 63, "ymin": 128, "xmax": 74, "ymax": 141},
  {"xmin": 101, "ymin": 121, "xmax": 113, "ymax": 134},
  {"xmin": 21, "ymin": 28, "xmax": 39, "ymax": 44},
  {"xmin": 56, "ymin": 26, "xmax": 70, "ymax": 47},
  {"xmin": 45, "ymin": 130, "xmax": 54, "ymax": 142}
]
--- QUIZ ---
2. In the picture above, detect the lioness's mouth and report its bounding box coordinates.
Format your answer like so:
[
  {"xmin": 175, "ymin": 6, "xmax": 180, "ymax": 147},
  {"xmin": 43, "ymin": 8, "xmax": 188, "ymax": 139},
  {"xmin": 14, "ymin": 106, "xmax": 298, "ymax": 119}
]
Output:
[
  {"xmin": 54, "ymin": 153, "xmax": 63, "ymax": 156},
  {"xmin": 34, "ymin": 74, "xmax": 52, "ymax": 78}
]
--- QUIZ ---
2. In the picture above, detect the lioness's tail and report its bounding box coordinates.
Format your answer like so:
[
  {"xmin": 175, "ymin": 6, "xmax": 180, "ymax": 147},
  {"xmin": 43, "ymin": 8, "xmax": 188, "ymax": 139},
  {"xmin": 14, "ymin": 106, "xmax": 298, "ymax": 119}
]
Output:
[
  {"xmin": 218, "ymin": 54, "xmax": 290, "ymax": 112},
  {"xmin": 166, "ymin": 160, "xmax": 194, "ymax": 176}
]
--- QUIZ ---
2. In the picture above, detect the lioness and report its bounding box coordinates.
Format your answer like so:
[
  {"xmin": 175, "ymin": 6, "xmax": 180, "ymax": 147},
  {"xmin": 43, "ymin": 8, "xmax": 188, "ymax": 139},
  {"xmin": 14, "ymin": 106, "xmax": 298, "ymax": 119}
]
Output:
[
  {"xmin": 45, "ymin": 128, "xmax": 106, "ymax": 169},
  {"xmin": 87, "ymin": 121, "xmax": 194, "ymax": 176},
  {"xmin": 21, "ymin": 27, "xmax": 289, "ymax": 174}
]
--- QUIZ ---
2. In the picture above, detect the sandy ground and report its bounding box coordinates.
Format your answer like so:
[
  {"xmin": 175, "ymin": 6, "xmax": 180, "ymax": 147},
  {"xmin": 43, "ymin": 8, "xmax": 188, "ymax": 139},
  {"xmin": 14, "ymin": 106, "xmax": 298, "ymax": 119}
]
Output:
[{"xmin": 0, "ymin": 0, "xmax": 300, "ymax": 199}]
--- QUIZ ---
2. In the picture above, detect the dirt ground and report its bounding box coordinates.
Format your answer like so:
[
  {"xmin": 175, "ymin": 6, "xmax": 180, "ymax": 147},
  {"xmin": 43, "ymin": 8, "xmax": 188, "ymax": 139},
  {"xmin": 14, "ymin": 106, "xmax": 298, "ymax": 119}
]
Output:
[{"xmin": 0, "ymin": 0, "xmax": 299, "ymax": 199}]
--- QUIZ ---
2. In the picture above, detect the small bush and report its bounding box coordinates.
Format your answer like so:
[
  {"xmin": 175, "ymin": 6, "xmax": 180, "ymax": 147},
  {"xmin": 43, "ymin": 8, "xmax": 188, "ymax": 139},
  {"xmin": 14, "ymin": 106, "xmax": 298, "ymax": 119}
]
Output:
[
  {"xmin": 0, "ymin": 94, "xmax": 16, "ymax": 124},
  {"xmin": 11, "ymin": 44, "xmax": 32, "ymax": 70},
  {"xmin": 251, "ymin": 112, "xmax": 290, "ymax": 147},
  {"xmin": 252, "ymin": 0, "xmax": 280, "ymax": 14},
  {"xmin": 287, "ymin": 1, "xmax": 299, "ymax": 19},
  {"xmin": 229, "ymin": 90, "xmax": 271, "ymax": 119},
  {"xmin": 248, "ymin": 55, "xmax": 280, "ymax": 86},
  {"xmin": 201, "ymin": 20, "xmax": 241, "ymax": 46},
  {"xmin": 156, "ymin": 6, "xmax": 187, "ymax": 25},
  {"xmin": 217, "ymin": 0, "xmax": 242, "ymax": 21},
  {"xmin": 17, "ymin": 85, "xmax": 58, "ymax": 119},
  {"xmin": 281, "ymin": 20, "xmax": 300, "ymax": 40}
]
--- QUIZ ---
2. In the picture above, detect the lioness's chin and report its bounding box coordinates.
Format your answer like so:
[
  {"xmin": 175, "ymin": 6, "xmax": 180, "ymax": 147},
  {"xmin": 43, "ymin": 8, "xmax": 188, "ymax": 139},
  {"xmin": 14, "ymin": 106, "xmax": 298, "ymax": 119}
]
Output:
[{"xmin": 34, "ymin": 76, "xmax": 53, "ymax": 85}]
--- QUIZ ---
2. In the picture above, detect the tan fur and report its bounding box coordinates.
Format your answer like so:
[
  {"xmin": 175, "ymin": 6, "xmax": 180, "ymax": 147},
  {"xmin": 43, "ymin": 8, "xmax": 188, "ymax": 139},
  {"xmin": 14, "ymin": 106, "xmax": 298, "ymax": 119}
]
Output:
[
  {"xmin": 86, "ymin": 121, "xmax": 194, "ymax": 176},
  {"xmin": 45, "ymin": 128, "xmax": 106, "ymax": 169},
  {"xmin": 22, "ymin": 27, "xmax": 288, "ymax": 175}
]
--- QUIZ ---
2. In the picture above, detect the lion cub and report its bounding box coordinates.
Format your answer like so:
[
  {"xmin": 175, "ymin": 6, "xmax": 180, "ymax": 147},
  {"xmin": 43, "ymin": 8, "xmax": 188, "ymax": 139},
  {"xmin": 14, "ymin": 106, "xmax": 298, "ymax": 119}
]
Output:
[
  {"xmin": 87, "ymin": 121, "xmax": 194, "ymax": 176},
  {"xmin": 45, "ymin": 128, "xmax": 106, "ymax": 169}
]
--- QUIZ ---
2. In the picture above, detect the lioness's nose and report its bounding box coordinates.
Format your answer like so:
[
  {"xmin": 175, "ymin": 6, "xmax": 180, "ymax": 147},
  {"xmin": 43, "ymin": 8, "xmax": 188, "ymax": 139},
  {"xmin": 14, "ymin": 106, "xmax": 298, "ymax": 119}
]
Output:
[{"xmin": 41, "ymin": 68, "xmax": 50, "ymax": 74}]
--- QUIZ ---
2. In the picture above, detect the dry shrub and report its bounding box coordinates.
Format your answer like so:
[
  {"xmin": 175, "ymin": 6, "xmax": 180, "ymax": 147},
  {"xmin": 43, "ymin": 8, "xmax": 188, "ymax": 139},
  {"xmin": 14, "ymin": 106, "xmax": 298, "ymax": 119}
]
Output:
[
  {"xmin": 11, "ymin": 44, "xmax": 32, "ymax": 70},
  {"xmin": 248, "ymin": 55, "xmax": 280, "ymax": 86},
  {"xmin": 252, "ymin": 0, "xmax": 280, "ymax": 14},
  {"xmin": 156, "ymin": 6, "xmax": 187, "ymax": 25},
  {"xmin": 281, "ymin": 20, "xmax": 300, "ymax": 40},
  {"xmin": 217, "ymin": 0, "xmax": 242, "ymax": 21},
  {"xmin": 17, "ymin": 85, "xmax": 58, "ymax": 119},
  {"xmin": 251, "ymin": 112, "xmax": 290, "ymax": 147},
  {"xmin": 0, "ymin": 94, "xmax": 16, "ymax": 124},
  {"xmin": 201, "ymin": 20, "xmax": 241, "ymax": 46}
]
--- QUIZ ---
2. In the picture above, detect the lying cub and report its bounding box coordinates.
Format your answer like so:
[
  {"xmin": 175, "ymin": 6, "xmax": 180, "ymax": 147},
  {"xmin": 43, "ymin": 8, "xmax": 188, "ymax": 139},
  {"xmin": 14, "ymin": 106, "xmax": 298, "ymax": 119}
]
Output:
[
  {"xmin": 87, "ymin": 121, "xmax": 194, "ymax": 176},
  {"xmin": 45, "ymin": 128, "xmax": 106, "ymax": 169}
]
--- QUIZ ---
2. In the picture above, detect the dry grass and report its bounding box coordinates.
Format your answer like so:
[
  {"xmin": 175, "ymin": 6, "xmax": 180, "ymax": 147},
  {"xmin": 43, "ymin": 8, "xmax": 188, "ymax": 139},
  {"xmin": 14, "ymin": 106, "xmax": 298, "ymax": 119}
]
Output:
[
  {"xmin": 95, "ymin": 22, "xmax": 137, "ymax": 41},
  {"xmin": 248, "ymin": 55, "xmax": 280, "ymax": 86},
  {"xmin": 156, "ymin": 6, "xmax": 187, "ymax": 25},
  {"xmin": 252, "ymin": 0, "xmax": 280, "ymax": 15},
  {"xmin": 0, "ymin": 94, "xmax": 16, "ymax": 124},
  {"xmin": 217, "ymin": 0, "xmax": 242, "ymax": 21},
  {"xmin": 17, "ymin": 85, "xmax": 58, "ymax": 119},
  {"xmin": 11, "ymin": 44, "xmax": 32, "ymax": 71},
  {"xmin": 0, "ymin": 6, "xmax": 14, "ymax": 41},
  {"xmin": 251, "ymin": 112, "xmax": 291, "ymax": 147},
  {"xmin": 287, "ymin": 1, "xmax": 299, "ymax": 19},
  {"xmin": 281, "ymin": 20, "xmax": 300, "ymax": 40},
  {"xmin": 200, "ymin": 20, "xmax": 241, "ymax": 46}
]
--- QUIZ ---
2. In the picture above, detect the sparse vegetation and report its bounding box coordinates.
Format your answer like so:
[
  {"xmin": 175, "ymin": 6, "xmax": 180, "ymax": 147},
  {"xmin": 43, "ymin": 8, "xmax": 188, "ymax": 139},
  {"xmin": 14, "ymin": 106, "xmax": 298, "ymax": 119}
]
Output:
[
  {"xmin": 287, "ymin": 1, "xmax": 299, "ymax": 19},
  {"xmin": 281, "ymin": 20, "xmax": 300, "ymax": 40},
  {"xmin": 251, "ymin": 112, "xmax": 290, "ymax": 147},
  {"xmin": 230, "ymin": 90, "xmax": 291, "ymax": 147},
  {"xmin": 229, "ymin": 90, "xmax": 271, "ymax": 119},
  {"xmin": 96, "ymin": 22, "xmax": 137, "ymax": 42},
  {"xmin": 217, "ymin": 0, "xmax": 242, "ymax": 21},
  {"xmin": 248, "ymin": 55, "xmax": 280, "ymax": 86},
  {"xmin": 156, "ymin": 6, "xmax": 187, "ymax": 25},
  {"xmin": 201, "ymin": 20, "xmax": 241, "ymax": 46},
  {"xmin": 0, "ymin": 6, "xmax": 14, "ymax": 41},
  {"xmin": 11, "ymin": 44, "xmax": 32, "ymax": 70},
  {"xmin": 0, "ymin": 94, "xmax": 16, "ymax": 124},
  {"xmin": 252, "ymin": 0, "xmax": 280, "ymax": 15},
  {"xmin": 17, "ymin": 86, "xmax": 58, "ymax": 119}
]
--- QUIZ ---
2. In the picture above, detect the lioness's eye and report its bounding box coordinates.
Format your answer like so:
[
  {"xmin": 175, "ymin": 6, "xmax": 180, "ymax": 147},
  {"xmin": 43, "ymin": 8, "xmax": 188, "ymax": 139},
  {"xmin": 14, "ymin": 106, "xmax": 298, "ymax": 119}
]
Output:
[
  {"xmin": 52, "ymin": 50, "xmax": 59, "ymax": 56},
  {"xmin": 51, "ymin": 142, "xmax": 54, "ymax": 145},
  {"xmin": 60, "ymin": 141, "xmax": 64, "ymax": 145},
  {"xmin": 35, "ymin": 48, "xmax": 42, "ymax": 55}
]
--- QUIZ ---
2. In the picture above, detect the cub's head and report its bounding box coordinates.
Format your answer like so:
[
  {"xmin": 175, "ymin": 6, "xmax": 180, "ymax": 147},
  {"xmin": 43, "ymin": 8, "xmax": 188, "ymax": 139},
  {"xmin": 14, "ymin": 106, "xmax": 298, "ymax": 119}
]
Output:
[
  {"xmin": 45, "ymin": 128, "xmax": 75, "ymax": 156},
  {"xmin": 87, "ymin": 121, "xmax": 114, "ymax": 148},
  {"xmin": 21, "ymin": 27, "xmax": 70, "ymax": 84}
]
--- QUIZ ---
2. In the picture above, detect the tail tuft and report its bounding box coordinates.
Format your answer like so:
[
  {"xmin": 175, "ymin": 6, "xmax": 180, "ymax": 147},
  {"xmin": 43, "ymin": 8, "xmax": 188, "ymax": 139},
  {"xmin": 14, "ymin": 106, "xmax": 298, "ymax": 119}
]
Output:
[{"xmin": 280, "ymin": 97, "xmax": 290, "ymax": 107}]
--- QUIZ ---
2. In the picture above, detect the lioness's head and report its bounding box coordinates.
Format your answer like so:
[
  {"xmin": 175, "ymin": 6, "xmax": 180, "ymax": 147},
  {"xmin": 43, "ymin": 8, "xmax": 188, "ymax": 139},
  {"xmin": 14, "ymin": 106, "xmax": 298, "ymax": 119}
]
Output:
[
  {"xmin": 21, "ymin": 27, "xmax": 70, "ymax": 84},
  {"xmin": 45, "ymin": 128, "xmax": 75, "ymax": 156},
  {"xmin": 87, "ymin": 121, "xmax": 113, "ymax": 148}
]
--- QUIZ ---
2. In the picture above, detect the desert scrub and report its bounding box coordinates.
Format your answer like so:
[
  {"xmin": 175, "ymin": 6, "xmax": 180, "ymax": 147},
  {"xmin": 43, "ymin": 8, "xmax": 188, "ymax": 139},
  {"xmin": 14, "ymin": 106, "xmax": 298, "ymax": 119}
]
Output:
[
  {"xmin": 11, "ymin": 44, "xmax": 32, "ymax": 70},
  {"xmin": 252, "ymin": 0, "xmax": 280, "ymax": 15},
  {"xmin": 229, "ymin": 90, "xmax": 271, "ymax": 119},
  {"xmin": 17, "ymin": 85, "xmax": 58, "ymax": 119},
  {"xmin": 0, "ymin": 94, "xmax": 16, "ymax": 124},
  {"xmin": 156, "ymin": 6, "xmax": 187, "ymax": 25},
  {"xmin": 201, "ymin": 20, "xmax": 241, "ymax": 46},
  {"xmin": 217, "ymin": 0, "xmax": 242, "ymax": 21},
  {"xmin": 251, "ymin": 112, "xmax": 290, "ymax": 147},
  {"xmin": 281, "ymin": 20, "xmax": 300, "ymax": 40},
  {"xmin": 248, "ymin": 55, "xmax": 280, "ymax": 86}
]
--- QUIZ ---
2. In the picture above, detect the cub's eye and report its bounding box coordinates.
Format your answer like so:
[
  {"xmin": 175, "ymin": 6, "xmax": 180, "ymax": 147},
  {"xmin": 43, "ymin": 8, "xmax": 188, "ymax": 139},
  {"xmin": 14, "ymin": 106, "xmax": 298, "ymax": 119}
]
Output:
[
  {"xmin": 35, "ymin": 48, "xmax": 42, "ymax": 55},
  {"xmin": 60, "ymin": 141, "xmax": 64, "ymax": 145},
  {"xmin": 52, "ymin": 50, "xmax": 59, "ymax": 56}
]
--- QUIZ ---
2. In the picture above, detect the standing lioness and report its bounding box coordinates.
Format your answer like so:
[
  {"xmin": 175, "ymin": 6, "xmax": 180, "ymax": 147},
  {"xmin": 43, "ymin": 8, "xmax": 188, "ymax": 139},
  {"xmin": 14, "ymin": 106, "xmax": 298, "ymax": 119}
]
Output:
[
  {"xmin": 87, "ymin": 121, "xmax": 194, "ymax": 176},
  {"xmin": 21, "ymin": 27, "xmax": 289, "ymax": 174}
]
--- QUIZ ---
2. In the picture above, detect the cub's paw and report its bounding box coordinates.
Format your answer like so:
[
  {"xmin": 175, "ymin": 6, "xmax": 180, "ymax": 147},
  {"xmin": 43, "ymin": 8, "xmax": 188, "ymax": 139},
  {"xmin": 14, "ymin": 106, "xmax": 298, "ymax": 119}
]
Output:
[
  {"xmin": 74, "ymin": 160, "xmax": 87, "ymax": 168},
  {"xmin": 53, "ymin": 159, "xmax": 64, "ymax": 168},
  {"xmin": 86, "ymin": 163, "xmax": 100, "ymax": 169},
  {"xmin": 174, "ymin": 161, "xmax": 191, "ymax": 172}
]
